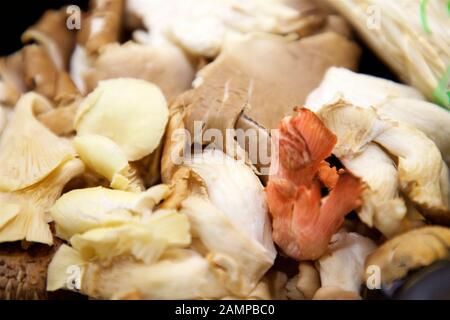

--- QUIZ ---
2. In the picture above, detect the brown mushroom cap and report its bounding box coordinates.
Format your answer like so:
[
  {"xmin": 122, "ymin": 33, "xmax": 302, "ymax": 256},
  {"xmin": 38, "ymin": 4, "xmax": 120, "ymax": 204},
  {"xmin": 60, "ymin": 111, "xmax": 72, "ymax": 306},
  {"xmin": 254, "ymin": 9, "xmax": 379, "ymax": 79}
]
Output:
[
  {"xmin": 77, "ymin": 0, "xmax": 124, "ymax": 55},
  {"xmin": 0, "ymin": 240, "xmax": 61, "ymax": 300},
  {"xmin": 22, "ymin": 8, "xmax": 76, "ymax": 71},
  {"xmin": 0, "ymin": 50, "xmax": 26, "ymax": 106},
  {"xmin": 82, "ymin": 42, "xmax": 195, "ymax": 103},
  {"xmin": 364, "ymin": 226, "xmax": 450, "ymax": 285},
  {"xmin": 23, "ymin": 45, "xmax": 79, "ymax": 105}
]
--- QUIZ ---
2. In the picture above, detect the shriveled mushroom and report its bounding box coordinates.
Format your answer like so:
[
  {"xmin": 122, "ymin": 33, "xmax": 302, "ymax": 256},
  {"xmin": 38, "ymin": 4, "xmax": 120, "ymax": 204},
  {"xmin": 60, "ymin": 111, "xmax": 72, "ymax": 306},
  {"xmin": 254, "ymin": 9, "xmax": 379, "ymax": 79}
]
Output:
[
  {"xmin": 364, "ymin": 226, "xmax": 450, "ymax": 286},
  {"xmin": 317, "ymin": 231, "xmax": 376, "ymax": 294},
  {"xmin": 22, "ymin": 7, "xmax": 76, "ymax": 71}
]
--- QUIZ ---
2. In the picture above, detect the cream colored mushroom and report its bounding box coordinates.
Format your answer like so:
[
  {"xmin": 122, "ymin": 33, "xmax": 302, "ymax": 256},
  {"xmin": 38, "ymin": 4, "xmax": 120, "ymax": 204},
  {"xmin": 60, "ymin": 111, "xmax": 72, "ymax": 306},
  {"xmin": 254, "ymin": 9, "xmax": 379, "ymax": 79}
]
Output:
[
  {"xmin": 48, "ymin": 247, "xmax": 230, "ymax": 299},
  {"xmin": 306, "ymin": 67, "xmax": 450, "ymax": 165},
  {"xmin": 127, "ymin": 0, "xmax": 316, "ymax": 57},
  {"xmin": 318, "ymin": 101, "xmax": 450, "ymax": 231},
  {"xmin": 74, "ymin": 134, "xmax": 131, "ymax": 190},
  {"xmin": 50, "ymin": 184, "xmax": 170, "ymax": 240},
  {"xmin": 317, "ymin": 231, "xmax": 376, "ymax": 294},
  {"xmin": 82, "ymin": 42, "xmax": 196, "ymax": 103},
  {"xmin": 74, "ymin": 78, "xmax": 168, "ymax": 161},
  {"xmin": 0, "ymin": 158, "xmax": 84, "ymax": 245}
]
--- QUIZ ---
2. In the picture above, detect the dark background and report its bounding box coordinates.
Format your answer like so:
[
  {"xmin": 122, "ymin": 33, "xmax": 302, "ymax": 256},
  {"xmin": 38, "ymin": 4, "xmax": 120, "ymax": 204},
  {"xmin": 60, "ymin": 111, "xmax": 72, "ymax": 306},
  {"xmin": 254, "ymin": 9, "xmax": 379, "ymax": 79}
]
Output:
[{"xmin": 0, "ymin": 0, "xmax": 89, "ymax": 56}]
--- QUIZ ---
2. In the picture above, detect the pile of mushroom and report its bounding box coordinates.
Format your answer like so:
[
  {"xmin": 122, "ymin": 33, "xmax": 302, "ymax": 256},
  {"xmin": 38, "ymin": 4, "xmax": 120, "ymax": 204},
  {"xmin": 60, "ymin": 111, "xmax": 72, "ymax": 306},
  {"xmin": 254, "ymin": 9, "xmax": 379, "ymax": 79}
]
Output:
[{"xmin": 0, "ymin": 0, "xmax": 449, "ymax": 300}]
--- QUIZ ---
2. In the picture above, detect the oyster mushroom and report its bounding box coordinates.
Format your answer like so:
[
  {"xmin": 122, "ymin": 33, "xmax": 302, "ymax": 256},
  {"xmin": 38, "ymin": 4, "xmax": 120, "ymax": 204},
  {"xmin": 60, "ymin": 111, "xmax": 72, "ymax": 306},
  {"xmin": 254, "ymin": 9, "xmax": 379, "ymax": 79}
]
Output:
[
  {"xmin": 127, "ymin": 0, "xmax": 328, "ymax": 57},
  {"xmin": 317, "ymin": 231, "xmax": 376, "ymax": 295},
  {"xmin": 168, "ymin": 31, "xmax": 360, "ymax": 176},
  {"xmin": 306, "ymin": 67, "xmax": 450, "ymax": 165},
  {"xmin": 0, "ymin": 50, "xmax": 26, "ymax": 106},
  {"xmin": 341, "ymin": 143, "xmax": 408, "ymax": 237},
  {"xmin": 0, "ymin": 158, "xmax": 84, "ymax": 245},
  {"xmin": 22, "ymin": 7, "xmax": 75, "ymax": 71},
  {"xmin": 74, "ymin": 78, "xmax": 169, "ymax": 161},
  {"xmin": 47, "ymin": 181, "xmax": 231, "ymax": 300},
  {"xmin": 74, "ymin": 134, "xmax": 132, "ymax": 190},
  {"xmin": 0, "ymin": 93, "xmax": 75, "ymax": 192},
  {"xmin": 181, "ymin": 149, "xmax": 276, "ymax": 295},
  {"xmin": 48, "ymin": 247, "xmax": 229, "ymax": 300},
  {"xmin": 82, "ymin": 42, "xmax": 196, "ymax": 103},
  {"xmin": 364, "ymin": 226, "xmax": 450, "ymax": 286},
  {"xmin": 50, "ymin": 184, "xmax": 171, "ymax": 240},
  {"xmin": 318, "ymin": 102, "xmax": 450, "ymax": 232}
]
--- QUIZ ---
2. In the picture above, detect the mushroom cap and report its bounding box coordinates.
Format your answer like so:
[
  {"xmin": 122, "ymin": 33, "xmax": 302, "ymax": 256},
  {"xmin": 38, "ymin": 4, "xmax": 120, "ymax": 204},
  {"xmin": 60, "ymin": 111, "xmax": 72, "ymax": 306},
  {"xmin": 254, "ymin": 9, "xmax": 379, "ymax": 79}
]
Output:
[
  {"xmin": 364, "ymin": 226, "xmax": 450, "ymax": 286},
  {"xmin": 82, "ymin": 42, "xmax": 195, "ymax": 103},
  {"xmin": 74, "ymin": 78, "xmax": 168, "ymax": 161}
]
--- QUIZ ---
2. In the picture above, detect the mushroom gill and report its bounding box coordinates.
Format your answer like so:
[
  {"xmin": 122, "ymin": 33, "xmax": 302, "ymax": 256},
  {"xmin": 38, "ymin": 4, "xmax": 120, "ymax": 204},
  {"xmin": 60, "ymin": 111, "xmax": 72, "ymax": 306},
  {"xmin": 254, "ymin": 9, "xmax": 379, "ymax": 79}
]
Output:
[
  {"xmin": 0, "ymin": 158, "xmax": 84, "ymax": 245},
  {"xmin": 0, "ymin": 93, "xmax": 75, "ymax": 192}
]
